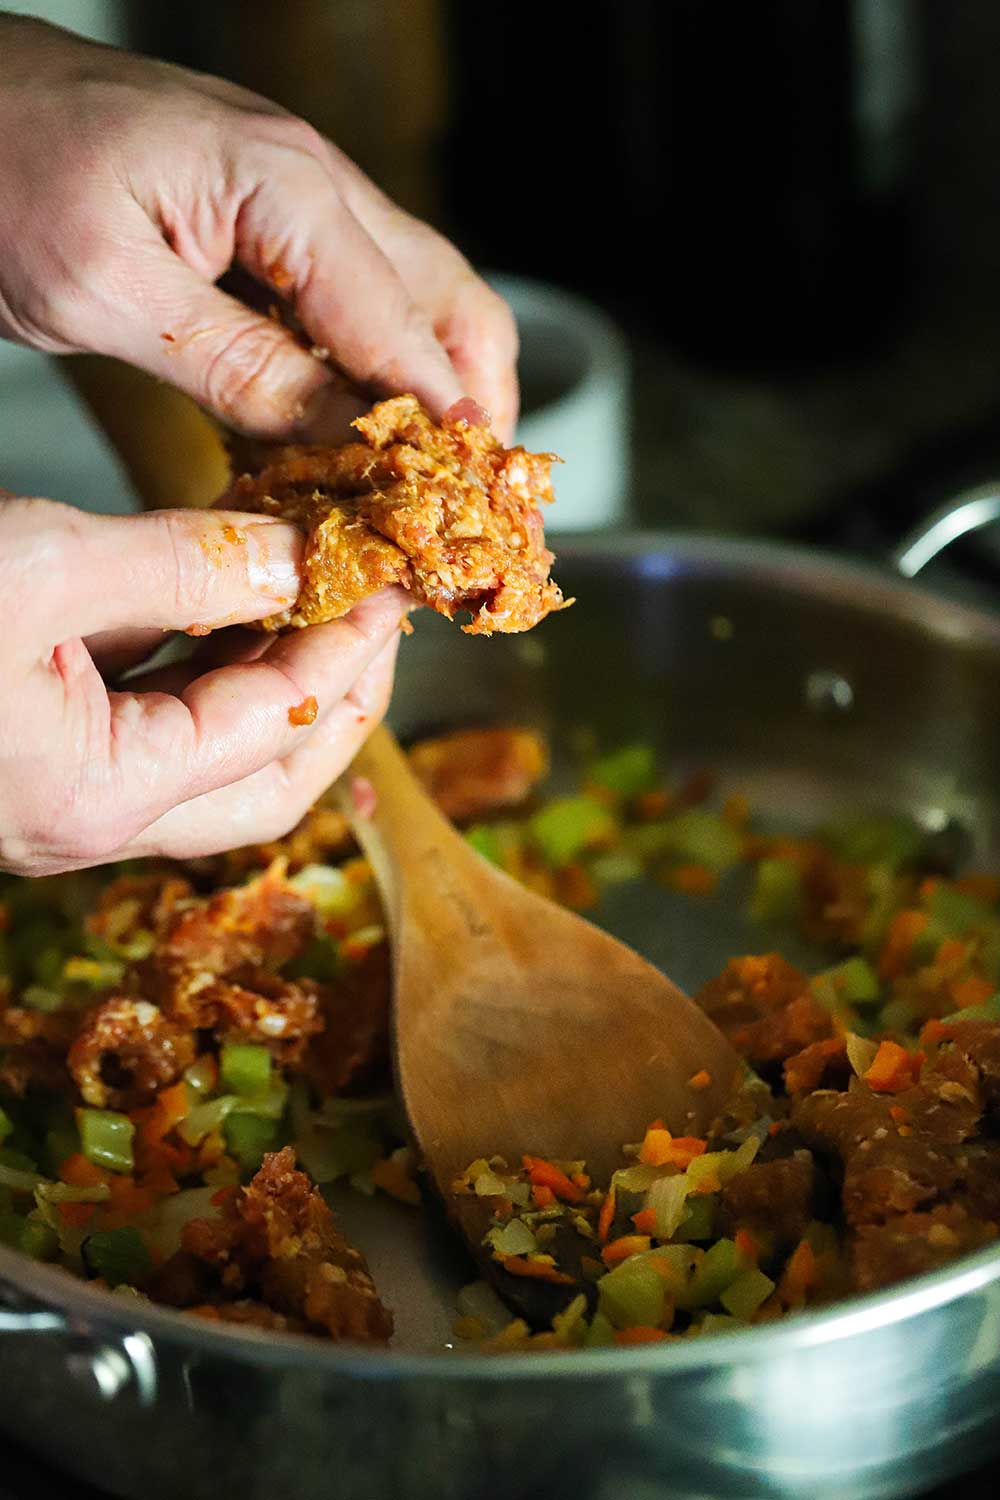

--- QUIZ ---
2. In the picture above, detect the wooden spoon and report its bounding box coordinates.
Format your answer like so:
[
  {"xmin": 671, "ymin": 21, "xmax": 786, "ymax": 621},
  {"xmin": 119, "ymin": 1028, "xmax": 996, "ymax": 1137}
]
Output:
[
  {"xmin": 337, "ymin": 724, "xmax": 742, "ymax": 1207},
  {"xmin": 64, "ymin": 354, "xmax": 743, "ymax": 1227}
]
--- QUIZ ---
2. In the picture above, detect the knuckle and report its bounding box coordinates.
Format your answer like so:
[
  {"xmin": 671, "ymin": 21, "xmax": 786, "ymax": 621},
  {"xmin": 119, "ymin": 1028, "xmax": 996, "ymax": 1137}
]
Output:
[
  {"xmin": 200, "ymin": 320, "xmax": 306, "ymax": 433},
  {"xmin": 152, "ymin": 510, "xmax": 217, "ymax": 618}
]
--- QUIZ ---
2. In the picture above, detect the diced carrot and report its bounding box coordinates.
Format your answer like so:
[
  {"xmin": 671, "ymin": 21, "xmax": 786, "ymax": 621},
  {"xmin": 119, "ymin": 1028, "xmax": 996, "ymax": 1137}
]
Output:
[
  {"xmin": 639, "ymin": 1127, "xmax": 674, "ymax": 1166},
  {"xmin": 602, "ymin": 1234, "xmax": 651, "ymax": 1266},
  {"xmin": 918, "ymin": 877, "xmax": 941, "ymax": 903},
  {"xmin": 767, "ymin": 1121, "xmax": 784, "ymax": 1137},
  {"xmin": 722, "ymin": 794, "xmax": 750, "ymax": 828},
  {"xmin": 598, "ymin": 1186, "xmax": 616, "ymax": 1244},
  {"xmin": 780, "ymin": 1238, "xmax": 818, "ymax": 1305},
  {"xmin": 676, "ymin": 769, "xmax": 715, "ymax": 807},
  {"xmin": 889, "ymin": 1105, "xmax": 910, "ymax": 1124},
  {"xmin": 956, "ymin": 874, "xmax": 1000, "ymax": 904},
  {"xmin": 531, "ymin": 1184, "xmax": 556, "ymax": 1209},
  {"xmin": 935, "ymin": 938, "xmax": 968, "ymax": 968},
  {"xmin": 921, "ymin": 1018, "xmax": 950, "ymax": 1046},
  {"xmin": 522, "ymin": 1156, "xmax": 585, "ymax": 1204},
  {"xmin": 571, "ymin": 1173, "xmax": 590, "ymax": 1190},
  {"xmin": 500, "ymin": 1255, "xmax": 575, "ymax": 1285},
  {"xmin": 634, "ymin": 790, "xmax": 669, "ymax": 821},
  {"xmin": 864, "ymin": 1039, "xmax": 922, "ymax": 1093},
  {"xmin": 666, "ymin": 1137, "xmax": 708, "ymax": 1169},
  {"xmin": 138, "ymin": 1080, "xmax": 190, "ymax": 1147},
  {"xmin": 735, "ymin": 1229, "xmax": 758, "ymax": 1263},
  {"xmin": 58, "ymin": 1153, "xmax": 108, "ymax": 1189},
  {"xmin": 615, "ymin": 1326, "xmax": 670, "ymax": 1345},
  {"xmin": 631, "ymin": 1208, "xmax": 658, "ymax": 1235},
  {"xmin": 897, "ymin": 1124, "xmax": 914, "ymax": 1137},
  {"xmin": 878, "ymin": 910, "xmax": 929, "ymax": 980},
  {"xmin": 688, "ymin": 1069, "xmax": 712, "ymax": 1092},
  {"xmin": 950, "ymin": 975, "xmax": 996, "ymax": 1011},
  {"xmin": 668, "ymin": 864, "xmax": 718, "ymax": 897},
  {"xmin": 371, "ymin": 1156, "xmax": 422, "ymax": 1207},
  {"xmin": 556, "ymin": 864, "xmax": 599, "ymax": 910},
  {"xmin": 58, "ymin": 1202, "xmax": 96, "ymax": 1229}
]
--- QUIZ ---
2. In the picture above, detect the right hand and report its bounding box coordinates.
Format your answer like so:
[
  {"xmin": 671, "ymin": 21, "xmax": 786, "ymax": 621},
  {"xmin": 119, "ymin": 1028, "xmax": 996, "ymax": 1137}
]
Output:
[
  {"xmin": 0, "ymin": 14, "xmax": 519, "ymax": 442},
  {"xmin": 0, "ymin": 496, "xmax": 408, "ymax": 875}
]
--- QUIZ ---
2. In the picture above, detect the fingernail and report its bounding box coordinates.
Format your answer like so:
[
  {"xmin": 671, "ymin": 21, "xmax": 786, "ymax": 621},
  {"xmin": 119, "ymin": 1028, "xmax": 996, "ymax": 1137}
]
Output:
[
  {"xmin": 443, "ymin": 396, "xmax": 491, "ymax": 429},
  {"xmin": 245, "ymin": 521, "xmax": 304, "ymax": 599}
]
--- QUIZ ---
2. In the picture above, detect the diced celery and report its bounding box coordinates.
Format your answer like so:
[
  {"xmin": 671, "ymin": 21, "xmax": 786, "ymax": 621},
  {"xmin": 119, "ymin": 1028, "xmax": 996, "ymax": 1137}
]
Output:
[
  {"xmin": 928, "ymin": 884, "xmax": 995, "ymax": 934},
  {"xmin": 486, "ymin": 1219, "xmax": 538, "ymax": 1257},
  {"xmin": 20, "ymin": 986, "xmax": 65, "ymax": 1013},
  {"xmin": 689, "ymin": 1238, "xmax": 744, "ymax": 1307},
  {"xmin": 645, "ymin": 1174, "xmax": 690, "ymax": 1239},
  {"xmin": 551, "ymin": 1293, "xmax": 588, "ymax": 1345},
  {"xmin": 0, "ymin": 1146, "xmax": 41, "ymax": 1175},
  {"xmin": 720, "ymin": 1267, "xmax": 775, "ymax": 1320},
  {"xmin": 19, "ymin": 1218, "xmax": 58, "ymax": 1261},
  {"xmin": 656, "ymin": 810, "xmax": 742, "ymax": 872},
  {"xmin": 674, "ymin": 1196, "xmax": 714, "ymax": 1243},
  {"xmin": 296, "ymin": 1117, "xmax": 382, "ymax": 1184},
  {"xmin": 220, "ymin": 1044, "xmax": 272, "ymax": 1098},
  {"xmin": 684, "ymin": 1135, "xmax": 759, "ymax": 1196},
  {"xmin": 588, "ymin": 744, "xmax": 657, "ymax": 799},
  {"xmin": 584, "ymin": 1310, "xmax": 616, "ymax": 1347},
  {"xmin": 813, "ymin": 956, "xmax": 879, "ymax": 1005},
  {"xmin": 588, "ymin": 852, "xmax": 644, "ymax": 886},
  {"xmin": 645, "ymin": 1245, "xmax": 701, "ymax": 1310},
  {"xmin": 183, "ymin": 1055, "xmax": 218, "ymax": 1096},
  {"xmin": 284, "ymin": 934, "xmax": 342, "ymax": 984},
  {"xmin": 288, "ymin": 864, "xmax": 359, "ymax": 919},
  {"xmin": 693, "ymin": 1312, "xmax": 742, "ymax": 1336},
  {"xmin": 224, "ymin": 1112, "xmax": 277, "ymax": 1172},
  {"xmin": 178, "ymin": 1095, "xmax": 238, "ymax": 1146},
  {"xmin": 819, "ymin": 814, "xmax": 923, "ymax": 870},
  {"xmin": 598, "ymin": 1261, "xmax": 667, "ymax": 1330},
  {"xmin": 62, "ymin": 955, "xmax": 125, "ymax": 989},
  {"xmin": 861, "ymin": 863, "xmax": 899, "ymax": 952},
  {"xmin": 528, "ymin": 797, "xmax": 617, "ymax": 867},
  {"xmin": 748, "ymin": 859, "xmax": 802, "ymax": 924},
  {"xmin": 465, "ymin": 826, "xmax": 504, "ymax": 866},
  {"xmin": 942, "ymin": 993, "xmax": 1000, "ymax": 1025},
  {"xmin": 77, "ymin": 1109, "xmax": 134, "ymax": 1174},
  {"xmin": 83, "ymin": 1226, "xmax": 152, "ymax": 1288},
  {"xmin": 0, "ymin": 1106, "xmax": 12, "ymax": 1145}
]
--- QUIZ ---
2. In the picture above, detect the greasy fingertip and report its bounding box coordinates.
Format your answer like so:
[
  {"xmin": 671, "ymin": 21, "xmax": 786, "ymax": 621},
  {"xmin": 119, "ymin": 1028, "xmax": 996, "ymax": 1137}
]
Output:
[
  {"xmin": 296, "ymin": 383, "xmax": 370, "ymax": 444},
  {"xmin": 443, "ymin": 397, "xmax": 492, "ymax": 429}
]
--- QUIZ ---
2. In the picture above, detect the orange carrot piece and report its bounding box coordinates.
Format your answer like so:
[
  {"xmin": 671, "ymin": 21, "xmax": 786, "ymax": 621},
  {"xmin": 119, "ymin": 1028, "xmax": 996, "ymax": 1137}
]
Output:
[
  {"xmin": 921, "ymin": 1018, "xmax": 950, "ymax": 1046},
  {"xmin": 371, "ymin": 1156, "xmax": 422, "ymax": 1206},
  {"xmin": 522, "ymin": 1156, "xmax": 585, "ymax": 1204},
  {"xmin": 58, "ymin": 1202, "xmax": 96, "ymax": 1229},
  {"xmin": 531, "ymin": 1183, "xmax": 557, "ymax": 1209},
  {"xmin": 501, "ymin": 1255, "xmax": 575, "ymax": 1285},
  {"xmin": 951, "ymin": 975, "xmax": 995, "ymax": 1011},
  {"xmin": 735, "ymin": 1229, "xmax": 758, "ymax": 1263},
  {"xmin": 956, "ymin": 874, "xmax": 1000, "ymax": 904},
  {"xmin": 688, "ymin": 1069, "xmax": 712, "ymax": 1092},
  {"xmin": 58, "ymin": 1153, "xmax": 108, "ymax": 1188},
  {"xmin": 602, "ymin": 1234, "xmax": 652, "ymax": 1266},
  {"xmin": 639, "ymin": 1127, "xmax": 674, "ymax": 1166},
  {"xmin": 598, "ymin": 1186, "xmax": 616, "ymax": 1244},
  {"xmin": 666, "ymin": 1137, "xmax": 708, "ymax": 1169},
  {"xmin": 631, "ymin": 1208, "xmax": 658, "ymax": 1235},
  {"xmin": 864, "ymin": 1039, "xmax": 922, "ymax": 1093},
  {"xmin": 614, "ymin": 1325, "xmax": 670, "ymax": 1345},
  {"xmin": 668, "ymin": 864, "xmax": 718, "ymax": 897},
  {"xmin": 935, "ymin": 938, "xmax": 968, "ymax": 968},
  {"xmin": 634, "ymin": 790, "xmax": 669, "ymax": 821},
  {"xmin": 878, "ymin": 909, "xmax": 928, "ymax": 980},
  {"xmin": 780, "ymin": 1239, "xmax": 818, "ymax": 1305}
]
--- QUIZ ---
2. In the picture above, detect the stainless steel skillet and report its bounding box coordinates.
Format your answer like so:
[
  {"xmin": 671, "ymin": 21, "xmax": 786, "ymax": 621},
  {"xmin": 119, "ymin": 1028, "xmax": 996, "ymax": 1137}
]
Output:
[{"xmin": 1, "ymin": 504, "xmax": 1000, "ymax": 1500}]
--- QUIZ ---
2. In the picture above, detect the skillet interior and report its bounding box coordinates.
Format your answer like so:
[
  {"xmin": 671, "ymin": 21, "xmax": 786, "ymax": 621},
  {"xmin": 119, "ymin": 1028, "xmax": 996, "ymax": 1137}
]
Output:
[{"xmin": 334, "ymin": 533, "xmax": 1000, "ymax": 1351}]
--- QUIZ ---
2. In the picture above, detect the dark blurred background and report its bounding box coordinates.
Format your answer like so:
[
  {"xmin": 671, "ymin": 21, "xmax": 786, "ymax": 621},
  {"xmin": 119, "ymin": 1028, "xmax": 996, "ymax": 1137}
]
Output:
[
  {"xmin": 129, "ymin": 0, "xmax": 1000, "ymax": 560},
  {"xmin": 17, "ymin": 0, "xmax": 1000, "ymax": 562}
]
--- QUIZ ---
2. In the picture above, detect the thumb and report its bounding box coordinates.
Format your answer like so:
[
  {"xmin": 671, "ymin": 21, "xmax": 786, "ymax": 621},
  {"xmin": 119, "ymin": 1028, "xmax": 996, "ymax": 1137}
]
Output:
[{"xmin": 15, "ymin": 499, "xmax": 306, "ymax": 641}]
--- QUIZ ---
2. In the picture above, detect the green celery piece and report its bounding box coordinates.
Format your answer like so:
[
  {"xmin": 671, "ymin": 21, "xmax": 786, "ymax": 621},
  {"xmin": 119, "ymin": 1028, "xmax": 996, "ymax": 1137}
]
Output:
[
  {"xmin": 689, "ymin": 1238, "xmax": 744, "ymax": 1307},
  {"xmin": 285, "ymin": 934, "xmax": 343, "ymax": 984},
  {"xmin": 224, "ymin": 1112, "xmax": 278, "ymax": 1173},
  {"xmin": 588, "ymin": 744, "xmax": 656, "ymax": 799},
  {"xmin": 220, "ymin": 1044, "xmax": 272, "ymax": 1098},
  {"xmin": 465, "ymin": 826, "xmax": 504, "ymax": 866},
  {"xmin": 942, "ymin": 993, "xmax": 1000, "ymax": 1025},
  {"xmin": 694, "ymin": 1312, "xmax": 742, "ymax": 1336},
  {"xmin": 818, "ymin": 814, "xmax": 923, "ymax": 869},
  {"xmin": 720, "ymin": 1267, "xmax": 775, "ymax": 1320},
  {"xmin": 928, "ymin": 884, "xmax": 996, "ymax": 934},
  {"xmin": 0, "ymin": 1147, "xmax": 39, "ymax": 1175},
  {"xmin": 673, "ymin": 1195, "xmax": 714, "ymax": 1243},
  {"xmin": 19, "ymin": 1219, "xmax": 58, "ymax": 1261},
  {"xmin": 528, "ymin": 797, "xmax": 616, "ymax": 867},
  {"xmin": 597, "ymin": 1261, "xmax": 667, "ymax": 1331},
  {"xmin": 656, "ymin": 810, "xmax": 742, "ymax": 872},
  {"xmin": 584, "ymin": 1310, "xmax": 616, "ymax": 1347},
  {"xmin": 288, "ymin": 864, "xmax": 358, "ymax": 919},
  {"xmin": 813, "ymin": 956, "xmax": 879, "ymax": 1006},
  {"xmin": 748, "ymin": 859, "xmax": 802, "ymax": 924},
  {"xmin": 78, "ymin": 1109, "xmax": 134, "ymax": 1174},
  {"xmin": 646, "ymin": 1245, "xmax": 701, "ymax": 1311},
  {"xmin": 0, "ymin": 1106, "xmax": 12, "ymax": 1144},
  {"xmin": 861, "ymin": 863, "xmax": 899, "ymax": 952},
  {"xmin": 83, "ymin": 1226, "xmax": 152, "ymax": 1288}
]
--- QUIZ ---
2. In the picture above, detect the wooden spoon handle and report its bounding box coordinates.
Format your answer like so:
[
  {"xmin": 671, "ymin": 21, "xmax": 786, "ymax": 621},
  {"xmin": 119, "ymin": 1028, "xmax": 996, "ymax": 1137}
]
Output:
[{"xmin": 337, "ymin": 722, "xmax": 488, "ymax": 948}]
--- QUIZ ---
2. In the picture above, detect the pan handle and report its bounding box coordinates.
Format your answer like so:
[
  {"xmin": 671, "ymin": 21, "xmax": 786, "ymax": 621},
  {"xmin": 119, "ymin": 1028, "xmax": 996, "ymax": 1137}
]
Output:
[
  {"xmin": 0, "ymin": 1306, "xmax": 66, "ymax": 1334},
  {"xmin": 891, "ymin": 483, "xmax": 1000, "ymax": 577}
]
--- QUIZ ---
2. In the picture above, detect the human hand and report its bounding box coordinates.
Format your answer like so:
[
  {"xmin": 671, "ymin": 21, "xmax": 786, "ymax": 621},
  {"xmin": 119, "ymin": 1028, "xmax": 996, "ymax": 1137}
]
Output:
[
  {"xmin": 0, "ymin": 496, "xmax": 406, "ymax": 875},
  {"xmin": 0, "ymin": 15, "xmax": 519, "ymax": 442}
]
